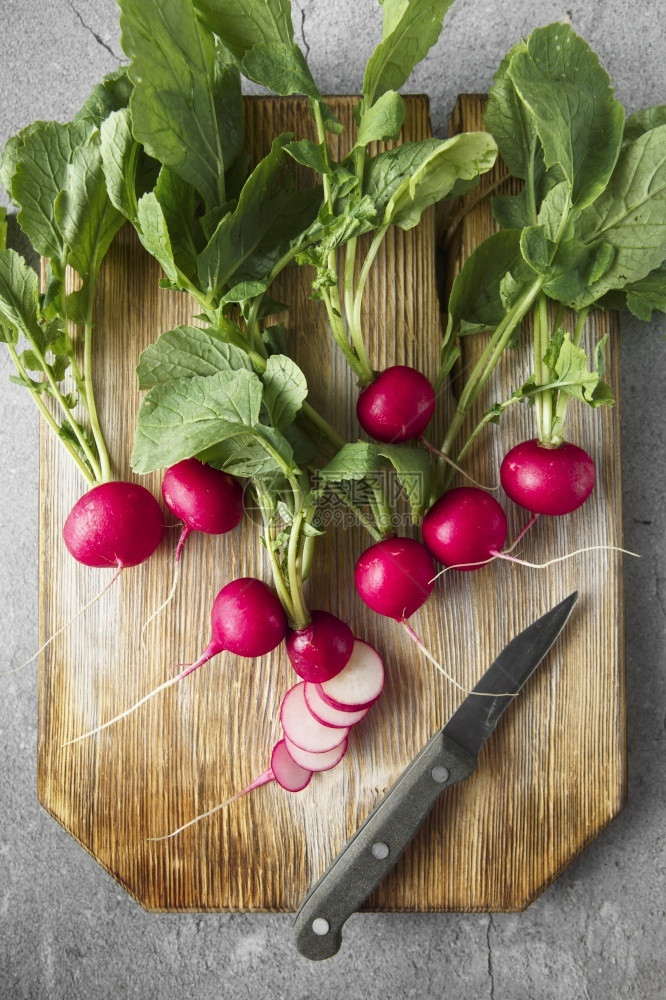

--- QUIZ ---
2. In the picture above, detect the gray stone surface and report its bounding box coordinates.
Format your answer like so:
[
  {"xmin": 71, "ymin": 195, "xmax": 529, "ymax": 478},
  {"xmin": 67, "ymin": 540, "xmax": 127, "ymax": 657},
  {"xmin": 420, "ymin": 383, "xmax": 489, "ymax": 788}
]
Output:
[{"xmin": 1, "ymin": 1, "xmax": 665, "ymax": 997}]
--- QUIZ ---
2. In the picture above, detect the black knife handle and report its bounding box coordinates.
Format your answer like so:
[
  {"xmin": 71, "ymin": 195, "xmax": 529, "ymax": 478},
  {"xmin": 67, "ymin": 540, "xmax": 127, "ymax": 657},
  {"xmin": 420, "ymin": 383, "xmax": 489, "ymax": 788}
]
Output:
[{"xmin": 293, "ymin": 732, "xmax": 477, "ymax": 960}]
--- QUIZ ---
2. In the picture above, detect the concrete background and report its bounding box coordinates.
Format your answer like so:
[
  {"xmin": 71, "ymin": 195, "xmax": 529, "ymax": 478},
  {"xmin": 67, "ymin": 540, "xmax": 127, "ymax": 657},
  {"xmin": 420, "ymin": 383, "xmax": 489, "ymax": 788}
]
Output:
[{"xmin": 1, "ymin": 1, "xmax": 665, "ymax": 997}]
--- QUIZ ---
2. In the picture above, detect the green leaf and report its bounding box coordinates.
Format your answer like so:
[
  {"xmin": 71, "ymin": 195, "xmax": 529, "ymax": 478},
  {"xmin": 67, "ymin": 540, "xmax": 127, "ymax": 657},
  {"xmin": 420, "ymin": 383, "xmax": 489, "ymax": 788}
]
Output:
[
  {"xmin": 261, "ymin": 354, "xmax": 307, "ymax": 432},
  {"xmin": 284, "ymin": 139, "xmax": 329, "ymax": 174},
  {"xmin": 136, "ymin": 324, "xmax": 252, "ymax": 388},
  {"xmin": 354, "ymin": 91, "xmax": 405, "ymax": 149},
  {"xmin": 614, "ymin": 262, "xmax": 666, "ymax": 321},
  {"xmin": 381, "ymin": 132, "xmax": 497, "ymax": 230},
  {"xmin": 0, "ymin": 133, "xmax": 25, "ymax": 201},
  {"xmin": 0, "ymin": 207, "xmax": 7, "ymax": 252},
  {"xmin": 542, "ymin": 330, "xmax": 614, "ymax": 407},
  {"xmin": 135, "ymin": 192, "xmax": 180, "ymax": 286},
  {"xmin": 623, "ymin": 105, "xmax": 666, "ymax": 145},
  {"xmin": 575, "ymin": 124, "xmax": 666, "ymax": 304},
  {"xmin": 54, "ymin": 131, "xmax": 124, "ymax": 287},
  {"xmin": 507, "ymin": 23, "xmax": 624, "ymax": 210},
  {"xmin": 132, "ymin": 368, "xmax": 264, "ymax": 473},
  {"xmin": 519, "ymin": 225, "xmax": 615, "ymax": 305},
  {"xmin": 0, "ymin": 250, "xmax": 41, "ymax": 337},
  {"xmin": 198, "ymin": 135, "xmax": 308, "ymax": 294},
  {"xmin": 362, "ymin": 0, "xmax": 455, "ymax": 104},
  {"xmin": 317, "ymin": 442, "xmax": 381, "ymax": 482},
  {"xmin": 99, "ymin": 108, "xmax": 142, "ymax": 222},
  {"xmin": 363, "ymin": 138, "xmax": 441, "ymax": 217},
  {"xmin": 153, "ymin": 166, "xmax": 205, "ymax": 280},
  {"xmin": 485, "ymin": 42, "xmax": 535, "ymax": 180},
  {"xmin": 242, "ymin": 42, "xmax": 322, "ymax": 100},
  {"xmin": 376, "ymin": 444, "xmax": 432, "ymax": 520},
  {"xmin": 202, "ymin": 427, "xmax": 294, "ymax": 479},
  {"xmin": 120, "ymin": 0, "xmax": 230, "ymax": 209},
  {"xmin": 193, "ymin": 0, "xmax": 293, "ymax": 59},
  {"xmin": 10, "ymin": 119, "xmax": 90, "ymax": 258},
  {"xmin": 446, "ymin": 229, "xmax": 529, "ymax": 338},
  {"xmin": 73, "ymin": 68, "xmax": 132, "ymax": 128}
]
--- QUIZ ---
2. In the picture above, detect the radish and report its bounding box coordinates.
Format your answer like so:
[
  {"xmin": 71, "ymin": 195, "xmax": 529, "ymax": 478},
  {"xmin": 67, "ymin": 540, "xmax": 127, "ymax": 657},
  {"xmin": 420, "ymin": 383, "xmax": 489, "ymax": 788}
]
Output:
[
  {"xmin": 354, "ymin": 536, "xmax": 435, "ymax": 620},
  {"xmin": 63, "ymin": 577, "xmax": 287, "ymax": 745},
  {"xmin": 147, "ymin": 739, "xmax": 312, "ymax": 841},
  {"xmin": 280, "ymin": 682, "xmax": 351, "ymax": 753},
  {"xmin": 284, "ymin": 736, "xmax": 348, "ymax": 772},
  {"xmin": 142, "ymin": 459, "xmax": 245, "ymax": 637},
  {"xmin": 356, "ymin": 366, "xmax": 436, "ymax": 443},
  {"xmin": 285, "ymin": 610, "xmax": 354, "ymax": 683},
  {"xmin": 63, "ymin": 481, "xmax": 165, "ymax": 568},
  {"xmin": 304, "ymin": 682, "xmax": 370, "ymax": 728},
  {"xmin": 422, "ymin": 486, "xmax": 508, "ymax": 569},
  {"xmin": 162, "ymin": 458, "xmax": 244, "ymax": 561},
  {"xmin": 500, "ymin": 438, "xmax": 596, "ymax": 516},
  {"xmin": 317, "ymin": 639, "xmax": 385, "ymax": 712}
]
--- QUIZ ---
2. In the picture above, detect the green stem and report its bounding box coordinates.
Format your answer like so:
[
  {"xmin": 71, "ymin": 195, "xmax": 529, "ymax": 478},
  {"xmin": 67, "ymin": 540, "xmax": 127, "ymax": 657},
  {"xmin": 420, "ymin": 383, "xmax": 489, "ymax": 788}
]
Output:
[
  {"xmin": 533, "ymin": 293, "xmax": 552, "ymax": 442},
  {"xmin": 7, "ymin": 342, "xmax": 96, "ymax": 485},
  {"xmin": 350, "ymin": 226, "xmax": 386, "ymax": 386},
  {"xmin": 438, "ymin": 278, "xmax": 543, "ymax": 464},
  {"xmin": 301, "ymin": 402, "xmax": 346, "ymax": 451},
  {"xmin": 551, "ymin": 307, "xmax": 590, "ymax": 444},
  {"xmin": 23, "ymin": 321, "xmax": 103, "ymax": 482},
  {"xmin": 82, "ymin": 290, "xmax": 112, "ymax": 482},
  {"xmin": 321, "ymin": 285, "xmax": 364, "ymax": 378},
  {"xmin": 286, "ymin": 475, "xmax": 310, "ymax": 630}
]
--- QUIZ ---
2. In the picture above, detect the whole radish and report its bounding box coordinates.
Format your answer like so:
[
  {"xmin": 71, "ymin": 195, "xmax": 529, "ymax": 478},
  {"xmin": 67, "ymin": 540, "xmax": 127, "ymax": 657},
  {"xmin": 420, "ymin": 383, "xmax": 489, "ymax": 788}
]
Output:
[
  {"xmin": 286, "ymin": 610, "xmax": 354, "ymax": 683},
  {"xmin": 354, "ymin": 536, "xmax": 435, "ymax": 621},
  {"xmin": 63, "ymin": 577, "xmax": 287, "ymax": 745},
  {"xmin": 500, "ymin": 439, "xmax": 596, "ymax": 516},
  {"xmin": 63, "ymin": 481, "xmax": 164, "ymax": 568},
  {"xmin": 162, "ymin": 458, "xmax": 244, "ymax": 561},
  {"xmin": 356, "ymin": 366, "xmax": 436, "ymax": 443},
  {"xmin": 422, "ymin": 486, "xmax": 508, "ymax": 569}
]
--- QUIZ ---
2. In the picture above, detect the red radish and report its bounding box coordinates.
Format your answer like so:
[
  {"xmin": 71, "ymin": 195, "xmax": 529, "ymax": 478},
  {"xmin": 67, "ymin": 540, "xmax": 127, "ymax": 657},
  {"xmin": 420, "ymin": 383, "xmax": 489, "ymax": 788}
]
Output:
[
  {"xmin": 280, "ymin": 682, "xmax": 350, "ymax": 753},
  {"xmin": 356, "ymin": 365, "xmax": 436, "ymax": 443},
  {"xmin": 500, "ymin": 438, "xmax": 596, "ymax": 515},
  {"xmin": 286, "ymin": 610, "xmax": 354, "ymax": 682},
  {"xmin": 63, "ymin": 481, "xmax": 164, "ymax": 568},
  {"xmin": 317, "ymin": 639, "xmax": 385, "ymax": 713},
  {"xmin": 422, "ymin": 486, "xmax": 508, "ymax": 570},
  {"xmin": 162, "ymin": 458, "xmax": 244, "ymax": 561},
  {"xmin": 304, "ymin": 682, "xmax": 370, "ymax": 728},
  {"xmin": 354, "ymin": 536, "xmax": 435, "ymax": 621},
  {"xmin": 63, "ymin": 577, "xmax": 287, "ymax": 745},
  {"xmin": 284, "ymin": 735, "xmax": 348, "ymax": 772},
  {"xmin": 147, "ymin": 739, "xmax": 312, "ymax": 841}
]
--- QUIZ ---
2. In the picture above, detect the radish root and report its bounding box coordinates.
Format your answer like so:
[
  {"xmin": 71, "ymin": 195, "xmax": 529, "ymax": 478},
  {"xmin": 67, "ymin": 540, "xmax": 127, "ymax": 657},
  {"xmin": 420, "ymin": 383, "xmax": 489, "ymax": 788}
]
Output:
[
  {"xmin": 5, "ymin": 563, "xmax": 123, "ymax": 676},
  {"xmin": 400, "ymin": 621, "xmax": 516, "ymax": 697},
  {"xmin": 147, "ymin": 769, "xmax": 274, "ymax": 841},
  {"xmin": 140, "ymin": 557, "xmax": 182, "ymax": 649},
  {"xmin": 61, "ymin": 643, "xmax": 219, "ymax": 747},
  {"xmin": 491, "ymin": 544, "xmax": 639, "ymax": 569}
]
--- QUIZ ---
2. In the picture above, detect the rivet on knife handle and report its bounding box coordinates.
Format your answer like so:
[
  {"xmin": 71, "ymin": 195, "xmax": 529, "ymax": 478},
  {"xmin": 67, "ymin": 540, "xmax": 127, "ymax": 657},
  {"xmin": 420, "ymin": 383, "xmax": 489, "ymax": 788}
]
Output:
[{"xmin": 293, "ymin": 732, "xmax": 477, "ymax": 960}]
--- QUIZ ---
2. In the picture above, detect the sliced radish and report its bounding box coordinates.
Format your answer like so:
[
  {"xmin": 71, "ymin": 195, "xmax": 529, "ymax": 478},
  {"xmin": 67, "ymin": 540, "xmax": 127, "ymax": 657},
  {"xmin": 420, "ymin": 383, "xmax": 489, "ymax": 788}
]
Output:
[
  {"xmin": 280, "ymin": 682, "xmax": 350, "ymax": 753},
  {"xmin": 284, "ymin": 736, "xmax": 348, "ymax": 772},
  {"xmin": 317, "ymin": 639, "xmax": 385, "ymax": 712},
  {"xmin": 304, "ymin": 682, "xmax": 371, "ymax": 728},
  {"xmin": 270, "ymin": 739, "xmax": 312, "ymax": 792}
]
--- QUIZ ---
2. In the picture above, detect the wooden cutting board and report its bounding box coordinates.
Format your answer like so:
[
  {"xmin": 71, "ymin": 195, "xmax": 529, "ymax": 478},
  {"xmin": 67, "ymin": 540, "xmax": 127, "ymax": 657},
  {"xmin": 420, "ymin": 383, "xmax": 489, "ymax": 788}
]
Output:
[{"xmin": 38, "ymin": 95, "xmax": 625, "ymax": 912}]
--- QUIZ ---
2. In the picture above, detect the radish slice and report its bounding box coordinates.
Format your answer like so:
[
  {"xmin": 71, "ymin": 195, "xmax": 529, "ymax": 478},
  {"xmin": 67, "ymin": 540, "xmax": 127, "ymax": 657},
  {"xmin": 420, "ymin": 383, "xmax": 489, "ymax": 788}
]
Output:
[
  {"xmin": 284, "ymin": 736, "xmax": 348, "ymax": 772},
  {"xmin": 317, "ymin": 639, "xmax": 385, "ymax": 712},
  {"xmin": 270, "ymin": 739, "xmax": 313, "ymax": 792},
  {"xmin": 280, "ymin": 683, "xmax": 350, "ymax": 753},
  {"xmin": 304, "ymin": 682, "xmax": 370, "ymax": 728}
]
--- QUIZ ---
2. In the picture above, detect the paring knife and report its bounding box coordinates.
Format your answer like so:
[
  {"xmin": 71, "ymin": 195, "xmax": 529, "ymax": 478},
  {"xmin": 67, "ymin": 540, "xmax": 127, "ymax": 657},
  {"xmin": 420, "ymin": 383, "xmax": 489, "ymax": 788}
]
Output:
[{"xmin": 294, "ymin": 592, "xmax": 578, "ymax": 961}]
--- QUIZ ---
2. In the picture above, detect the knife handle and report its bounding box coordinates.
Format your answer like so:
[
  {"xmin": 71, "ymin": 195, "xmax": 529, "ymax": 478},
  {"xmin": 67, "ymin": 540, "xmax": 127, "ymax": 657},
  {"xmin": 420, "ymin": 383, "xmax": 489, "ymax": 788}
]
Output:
[{"xmin": 293, "ymin": 731, "xmax": 477, "ymax": 960}]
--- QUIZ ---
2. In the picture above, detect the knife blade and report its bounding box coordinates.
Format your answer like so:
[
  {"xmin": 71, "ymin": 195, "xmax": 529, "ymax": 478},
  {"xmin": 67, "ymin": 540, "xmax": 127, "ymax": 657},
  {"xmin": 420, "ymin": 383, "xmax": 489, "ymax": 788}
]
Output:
[{"xmin": 293, "ymin": 592, "xmax": 578, "ymax": 960}]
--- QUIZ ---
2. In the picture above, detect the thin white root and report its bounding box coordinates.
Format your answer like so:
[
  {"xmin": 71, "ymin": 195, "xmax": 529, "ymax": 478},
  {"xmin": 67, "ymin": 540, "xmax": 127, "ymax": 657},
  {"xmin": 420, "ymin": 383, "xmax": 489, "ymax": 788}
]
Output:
[
  {"xmin": 140, "ymin": 558, "xmax": 181, "ymax": 650},
  {"xmin": 494, "ymin": 544, "xmax": 640, "ymax": 569},
  {"xmin": 400, "ymin": 621, "xmax": 516, "ymax": 698},
  {"xmin": 62, "ymin": 660, "xmax": 202, "ymax": 747},
  {"xmin": 429, "ymin": 556, "xmax": 496, "ymax": 584},
  {"xmin": 147, "ymin": 792, "xmax": 243, "ymax": 841},
  {"xmin": 421, "ymin": 437, "xmax": 500, "ymax": 491},
  {"xmin": 5, "ymin": 564, "xmax": 123, "ymax": 676}
]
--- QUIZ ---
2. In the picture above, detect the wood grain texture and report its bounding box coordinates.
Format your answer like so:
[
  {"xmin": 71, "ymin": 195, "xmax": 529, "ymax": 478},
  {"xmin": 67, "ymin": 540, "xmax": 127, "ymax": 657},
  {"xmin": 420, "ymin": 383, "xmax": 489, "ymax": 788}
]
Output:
[{"xmin": 38, "ymin": 95, "xmax": 625, "ymax": 913}]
